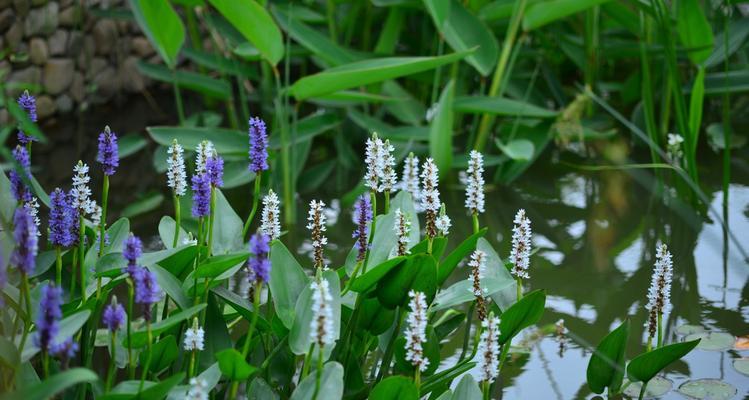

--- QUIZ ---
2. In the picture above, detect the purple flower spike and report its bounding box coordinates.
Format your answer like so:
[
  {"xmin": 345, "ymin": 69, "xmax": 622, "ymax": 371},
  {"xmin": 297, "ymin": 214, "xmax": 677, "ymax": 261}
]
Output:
[
  {"xmin": 248, "ymin": 117, "xmax": 269, "ymax": 173},
  {"xmin": 206, "ymin": 155, "xmax": 224, "ymax": 188},
  {"xmin": 352, "ymin": 195, "xmax": 372, "ymax": 262},
  {"xmin": 49, "ymin": 188, "xmax": 75, "ymax": 248},
  {"xmin": 102, "ymin": 297, "xmax": 126, "ymax": 332},
  {"xmin": 34, "ymin": 283, "xmax": 62, "ymax": 353},
  {"xmin": 12, "ymin": 207, "xmax": 38, "ymax": 275},
  {"xmin": 10, "ymin": 145, "xmax": 31, "ymax": 202},
  {"xmin": 134, "ymin": 267, "xmax": 162, "ymax": 321},
  {"xmin": 122, "ymin": 234, "xmax": 142, "ymax": 277},
  {"xmin": 17, "ymin": 90, "xmax": 37, "ymax": 144},
  {"xmin": 51, "ymin": 337, "xmax": 79, "ymax": 360},
  {"xmin": 248, "ymin": 233, "xmax": 271, "ymax": 284},
  {"xmin": 191, "ymin": 173, "xmax": 211, "ymax": 218},
  {"xmin": 96, "ymin": 126, "xmax": 119, "ymax": 176}
]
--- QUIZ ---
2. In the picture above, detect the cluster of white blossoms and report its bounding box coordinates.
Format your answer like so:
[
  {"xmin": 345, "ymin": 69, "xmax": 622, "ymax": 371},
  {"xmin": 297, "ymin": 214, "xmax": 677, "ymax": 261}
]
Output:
[
  {"xmin": 184, "ymin": 317, "xmax": 205, "ymax": 351},
  {"xmin": 379, "ymin": 139, "xmax": 397, "ymax": 192},
  {"xmin": 309, "ymin": 279, "xmax": 335, "ymax": 346},
  {"xmin": 399, "ymin": 153, "xmax": 423, "ymax": 211},
  {"xmin": 469, "ymin": 250, "xmax": 487, "ymax": 297},
  {"xmin": 404, "ymin": 290, "xmax": 429, "ymax": 372},
  {"xmin": 478, "ymin": 314, "xmax": 501, "ymax": 383},
  {"xmin": 187, "ymin": 378, "xmax": 209, "ymax": 400},
  {"xmin": 195, "ymin": 140, "xmax": 215, "ymax": 174},
  {"xmin": 71, "ymin": 161, "xmax": 96, "ymax": 215},
  {"xmin": 307, "ymin": 200, "xmax": 328, "ymax": 269},
  {"xmin": 435, "ymin": 207, "xmax": 452, "ymax": 236},
  {"xmin": 363, "ymin": 133, "xmax": 385, "ymax": 191},
  {"xmin": 167, "ymin": 139, "xmax": 187, "ymax": 196},
  {"xmin": 509, "ymin": 209, "xmax": 532, "ymax": 279},
  {"xmin": 646, "ymin": 244, "xmax": 673, "ymax": 326},
  {"xmin": 464, "ymin": 150, "xmax": 485, "ymax": 215},
  {"xmin": 394, "ymin": 208, "xmax": 412, "ymax": 256},
  {"xmin": 420, "ymin": 158, "xmax": 441, "ymax": 213},
  {"xmin": 667, "ymin": 133, "xmax": 684, "ymax": 161},
  {"xmin": 260, "ymin": 189, "xmax": 281, "ymax": 240},
  {"xmin": 24, "ymin": 197, "xmax": 41, "ymax": 235}
]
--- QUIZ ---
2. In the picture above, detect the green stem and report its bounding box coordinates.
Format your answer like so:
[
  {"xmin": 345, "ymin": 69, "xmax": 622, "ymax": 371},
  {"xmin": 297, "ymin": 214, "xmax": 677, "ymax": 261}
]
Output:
[
  {"xmin": 363, "ymin": 191, "xmax": 377, "ymax": 274},
  {"xmin": 171, "ymin": 68, "xmax": 185, "ymax": 125},
  {"xmin": 415, "ymin": 369, "xmax": 421, "ymax": 394},
  {"xmin": 55, "ymin": 246, "xmax": 62, "ymax": 288},
  {"xmin": 472, "ymin": 213, "xmax": 479, "ymax": 234},
  {"xmin": 657, "ymin": 312, "xmax": 663, "ymax": 348},
  {"xmin": 384, "ymin": 190, "xmax": 390, "ymax": 214},
  {"xmin": 70, "ymin": 251, "xmax": 78, "ymax": 296},
  {"xmin": 229, "ymin": 282, "xmax": 262, "ymax": 398},
  {"xmin": 127, "ymin": 282, "xmax": 135, "ymax": 379},
  {"xmin": 42, "ymin": 351, "xmax": 49, "ymax": 379},
  {"xmin": 207, "ymin": 187, "xmax": 216, "ymax": 257},
  {"xmin": 341, "ymin": 260, "xmax": 363, "ymax": 295},
  {"xmin": 172, "ymin": 194, "xmax": 181, "ymax": 248},
  {"xmin": 242, "ymin": 175, "xmax": 262, "ymax": 239},
  {"xmin": 79, "ymin": 215, "xmax": 86, "ymax": 301},
  {"xmin": 138, "ymin": 322, "xmax": 153, "ymax": 392},
  {"xmin": 106, "ymin": 331, "xmax": 116, "ymax": 392},
  {"xmin": 312, "ymin": 345, "xmax": 324, "ymax": 400},
  {"xmin": 18, "ymin": 274, "xmax": 32, "ymax": 354},
  {"xmin": 377, "ymin": 307, "xmax": 404, "ymax": 382},
  {"xmin": 97, "ymin": 175, "xmax": 109, "ymax": 299},
  {"xmin": 326, "ymin": 0, "xmax": 337, "ymax": 42},
  {"xmin": 193, "ymin": 218, "xmax": 204, "ymax": 305},
  {"xmin": 482, "ymin": 380, "xmax": 490, "ymax": 400},
  {"xmin": 638, "ymin": 381, "xmax": 649, "ymax": 400},
  {"xmin": 497, "ymin": 339, "xmax": 511, "ymax": 373}
]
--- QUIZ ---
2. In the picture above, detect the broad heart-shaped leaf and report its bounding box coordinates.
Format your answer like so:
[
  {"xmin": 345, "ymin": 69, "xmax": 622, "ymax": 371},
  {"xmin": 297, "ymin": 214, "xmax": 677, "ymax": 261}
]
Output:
[
  {"xmin": 677, "ymin": 379, "xmax": 737, "ymax": 400},
  {"xmin": 424, "ymin": 0, "xmax": 499, "ymax": 76},
  {"xmin": 676, "ymin": 0, "xmax": 713, "ymax": 65},
  {"xmin": 0, "ymin": 335, "xmax": 19, "ymax": 369},
  {"xmin": 289, "ymin": 271, "xmax": 341, "ymax": 356},
  {"xmin": 23, "ymin": 310, "xmax": 91, "ymax": 361},
  {"xmin": 195, "ymin": 252, "xmax": 249, "ymax": 279},
  {"xmin": 626, "ymin": 339, "xmax": 701, "ymax": 383},
  {"xmin": 289, "ymin": 362, "xmax": 344, "ymax": 400},
  {"xmin": 366, "ymin": 191, "xmax": 420, "ymax": 268},
  {"xmin": 138, "ymin": 335, "xmax": 178, "ymax": 374},
  {"xmin": 136, "ymin": 372, "xmax": 185, "ymax": 400},
  {"xmin": 350, "ymin": 257, "xmax": 407, "ymax": 293},
  {"xmin": 587, "ymin": 319, "xmax": 629, "ymax": 394},
  {"xmin": 84, "ymin": 218, "xmax": 130, "ymax": 274},
  {"xmin": 129, "ymin": 0, "xmax": 184, "ymax": 68},
  {"xmin": 289, "ymin": 51, "xmax": 471, "ymax": 100},
  {"xmin": 369, "ymin": 376, "xmax": 418, "ymax": 400},
  {"xmin": 454, "ymin": 96, "xmax": 558, "ymax": 118},
  {"xmin": 496, "ymin": 139, "xmax": 535, "ymax": 161},
  {"xmin": 498, "ymin": 289, "xmax": 546, "ymax": 344},
  {"xmin": 438, "ymin": 228, "xmax": 487, "ymax": 285},
  {"xmin": 523, "ymin": 0, "xmax": 611, "ymax": 31},
  {"xmin": 211, "ymin": 189, "xmax": 244, "ymax": 254},
  {"xmin": 429, "ymin": 80, "xmax": 455, "ymax": 174},
  {"xmin": 0, "ymin": 368, "xmax": 98, "ymax": 400},
  {"xmin": 451, "ymin": 374, "xmax": 482, "ymax": 400},
  {"xmin": 359, "ymin": 297, "xmax": 396, "ymax": 336},
  {"xmin": 270, "ymin": 240, "xmax": 310, "ymax": 329},
  {"xmin": 377, "ymin": 254, "xmax": 438, "ymax": 309},
  {"xmin": 208, "ymin": 0, "xmax": 283, "ymax": 65},
  {"xmin": 127, "ymin": 304, "xmax": 206, "ymax": 348},
  {"xmin": 216, "ymin": 348, "xmax": 258, "ymax": 381},
  {"xmin": 477, "ymin": 238, "xmax": 516, "ymax": 310},
  {"xmin": 158, "ymin": 216, "xmax": 190, "ymax": 249},
  {"xmin": 431, "ymin": 276, "xmax": 514, "ymax": 312}
]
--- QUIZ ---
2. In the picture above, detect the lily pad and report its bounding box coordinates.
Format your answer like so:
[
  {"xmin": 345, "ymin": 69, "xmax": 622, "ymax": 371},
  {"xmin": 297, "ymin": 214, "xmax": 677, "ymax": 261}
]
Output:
[
  {"xmin": 733, "ymin": 358, "xmax": 749, "ymax": 376},
  {"xmin": 677, "ymin": 379, "xmax": 737, "ymax": 400},
  {"xmin": 675, "ymin": 324, "xmax": 705, "ymax": 336},
  {"xmin": 685, "ymin": 332, "xmax": 735, "ymax": 351},
  {"xmin": 623, "ymin": 376, "xmax": 672, "ymax": 399}
]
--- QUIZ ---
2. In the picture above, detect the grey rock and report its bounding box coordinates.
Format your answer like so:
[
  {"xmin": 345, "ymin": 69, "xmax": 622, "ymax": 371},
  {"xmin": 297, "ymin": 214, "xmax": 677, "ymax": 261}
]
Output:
[
  {"xmin": 43, "ymin": 58, "xmax": 74, "ymax": 95},
  {"xmin": 47, "ymin": 29, "xmax": 68, "ymax": 56},
  {"xmin": 7, "ymin": 66, "xmax": 42, "ymax": 92},
  {"xmin": 59, "ymin": 0, "xmax": 73, "ymax": 6},
  {"xmin": 69, "ymin": 72, "xmax": 84, "ymax": 102},
  {"xmin": 13, "ymin": 0, "xmax": 30, "ymax": 17},
  {"xmin": 58, "ymin": 5, "xmax": 82, "ymax": 27},
  {"xmin": 0, "ymin": 0, "xmax": 11, "ymax": 9},
  {"xmin": 5, "ymin": 21, "xmax": 24, "ymax": 49},
  {"xmin": 75, "ymin": 36, "xmax": 94, "ymax": 70},
  {"xmin": 36, "ymin": 94, "xmax": 56, "ymax": 118},
  {"xmin": 29, "ymin": 37, "xmax": 48, "ymax": 65},
  {"xmin": 66, "ymin": 30, "xmax": 82, "ymax": 54},
  {"xmin": 92, "ymin": 66, "xmax": 118, "ymax": 103},
  {"xmin": 0, "ymin": 8, "xmax": 15, "ymax": 32},
  {"xmin": 131, "ymin": 36, "xmax": 154, "ymax": 57},
  {"xmin": 31, "ymin": 0, "xmax": 47, "ymax": 6},
  {"xmin": 89, "ymin": 57, "xmax": 107, "ymax": 77},
  {"xmin": 92, "ymin": 19, "xmax": 117, "ymax": 55},
  {"xmin": 121, "ymin": 56, "xmax": 145, "ymax": 92},
  {"xmin": 55, "ymin": 94, "xmax": 73, "ymax": 113},
  {"xmin": 24, "ymin": 2, "xmax": 58, "ymax": 37}
]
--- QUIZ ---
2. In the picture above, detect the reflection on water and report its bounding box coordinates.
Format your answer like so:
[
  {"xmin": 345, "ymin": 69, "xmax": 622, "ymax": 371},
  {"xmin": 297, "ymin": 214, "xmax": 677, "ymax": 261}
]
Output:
[{"xmin": 32, "ymin": 95, "xmax": 749, "ymax": 399}]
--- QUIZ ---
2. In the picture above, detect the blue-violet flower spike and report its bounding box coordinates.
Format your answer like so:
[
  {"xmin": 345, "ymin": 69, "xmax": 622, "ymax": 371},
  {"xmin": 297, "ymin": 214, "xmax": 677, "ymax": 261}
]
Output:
[{"xmin": 96, "ymin": 125, "xmax": 119, "ymax": 176}]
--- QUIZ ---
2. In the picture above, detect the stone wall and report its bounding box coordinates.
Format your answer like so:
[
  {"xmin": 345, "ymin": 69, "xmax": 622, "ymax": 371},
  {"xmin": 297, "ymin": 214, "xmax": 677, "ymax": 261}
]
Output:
[{"xmin": 1, "ymin": 0, "xmax": 158, "ymax": 121}]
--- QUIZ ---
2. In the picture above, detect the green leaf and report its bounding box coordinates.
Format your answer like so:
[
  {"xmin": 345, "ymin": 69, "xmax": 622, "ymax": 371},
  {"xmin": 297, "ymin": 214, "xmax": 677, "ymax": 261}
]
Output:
[
  {"xmin": 587, "ymin": 319, "xmax": 629, "ymax": 394},
  {"xmin": 688, "ymin": 66, "xmax": 706, "ymax": 157},
  {"xmin": 149, "ymin": 264, "xmax": 190, "ymax": 310},
  {"xmin": 0, "ymin": 368, "xmax": 98, "ymax": 400},
  {"xmin": 706, "ymin": 123, "xmax": 747, "ymax": 150},
  {"xmin": 158, "ymin": 216, "xmax": 189, "ymax": 250},
  {"xmin": 24, "ymin": 310, "xmax": 91, "ymax": 361},
  {"xmin": 289, "ymin": 51, "xmax": 472, "ymax": 100},
  {"xmin": 118, "ymin": 134, "xmax": 148, "ymax": 159},
  {"xmin": 195, "ymin": 252, "xmax": 249, "ymax": 279},
  {"xmin": 381, "ymin": 81, "xmax": 426, "ymax": 126},
  {"xmin": 476, "ymin": 238, "xmax": 517, "ymax": 310},
  {"xmin": 377, "ymin": 254, "xmax": 437, "ymax": 309},
  {"xmin": 498, "ymin": 289, "xmax": 546, "ymax": 344},
  {"xmin": 120, "ymin": 192, "xmax": 164, "ymax": 218},
  {"xmin": 676, "ymin": 0, "xmax": 714, "ymax": 65},
  {"xmin": 350, "ymin": 257, "xmax": 407, "ymax": 293},
  {"xmin": 147, "ymin": 126, "xmax": 245, "ymax": 155},
  {"xmin": 216, "ymin": 348, "xmax": 258, "ymax": 381},
  {"xmin": 138, "ymin": 335, "xmax": 178, "ymax": 374},
  {"xmin": 429, "ymin": 0, "xmax": 499, "ymax": 75},
  {"xmin": 136, "ymin": 61, "xmax": 232, "ymax": 99},
  {"xmin": 211, "ymin": 189, "xmax": 244, "ymax": 254},
  {"xmin": 211, "ymin": 287, "xmax": 271, "ymax": 331},
  {"xmin": 208, "ymin": 0, "xmax": 284, "ymax": 65},
  {"xmin": 523, "ymin": 0, "xmax": 611, "ymax": 30},
  {"xmin": 128, "ymin": 0, "xmax": 184, "ymax": 68},
  {"xmin": 623, "ymin": 376, "xmax": 673, "ymax": 398},
  {"xmin": 0, "ymin": 336, "xmax": 19, "ymax": 369},
  {"xmin": 289, "ymin": 362, "xmax": 344, "ymax": 400},
  {"xmin": 626, "ymin": 339, "xmax": 701, "ymax": 383},
  {"xmin": 429, "ymin": 80, "xmax": 455, "ymax": 174},
  {"xmin": 734, "ymin": 359, "xmax": 749, "ymax": 376},
  {"xmin": 370, "ymin": 376, "xmax": 418, "ymax": 400},
  {"xmin": 684, "ymin": 331, "xmax": 735, "ymax": 351},
  {"xmin": 453, "ymin": 96, "xmax": 558, "ymax": 118},
  {"xmin": 136, "ymin": 373, "xmax": 184, "ymax": 400},
  {"xmin": 703, "ymin": 18, "xmax": 749, "ymax": 69},
  {"xmin": 393, "ymin": 327, "xmax": 440, "ymax": 375},
  {"xmin": 438, "ymin": 228, "xmax": 487, "ymax": 285},
  {"xmin": 432, "ymin": 276, "xmax": 514, "ymax": 311},
  {"xmin": 128, "ymin": 304, "xmax": 206, "ymax": 348},
  {"xmin": 183, "ymin": 47, "xmax": 257, "ymax": 79},
  {"xmin": 677, "ymin": 379, "xmax": 737, "ymax": 400},
  {"xmin": 450, "ymin": 374, "xmax": 482, "ymax": 400},
  {"xmin": 496, "ymin": 139, "xmax": 535, "ymax": 161},
  {"xmin": 289, "ymin": 271, "xmax": 341, "ymax": 356},
  {"xmin": 0, "ymin": 172, "xmax": 15, "ymax": 222},
  {"xmin": 269, "ymin": 240, "xmax": 310, "ymax": 329},
  {"xmin": 359, "ymin": 297, "xmax": 396, "ymax": 335}
]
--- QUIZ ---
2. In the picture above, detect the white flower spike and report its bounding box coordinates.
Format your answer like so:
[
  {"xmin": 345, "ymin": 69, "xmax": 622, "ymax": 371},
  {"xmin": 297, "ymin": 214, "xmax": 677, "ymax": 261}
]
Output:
[
  {"xmin": 167, "ymin": 139, "xmax": 187, "ymax": 196},
  {"xmin": 260, "ymin": 189, "xmax": 281, "ymax": 241},
  {"xmin": 404, "ymin": 290, "xmax": 429, "ymax": 372}
]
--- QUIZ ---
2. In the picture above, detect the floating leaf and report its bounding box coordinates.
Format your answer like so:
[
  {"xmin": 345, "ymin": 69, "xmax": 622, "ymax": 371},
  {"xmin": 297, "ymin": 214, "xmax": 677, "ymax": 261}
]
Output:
[
  {"xmin": 685, "ymin": 331, "xmax": 734, "ymax": 351},
  {"xmin": 496, "ymin": 139, "xmax": 535, "ymax": 161},
  {"xmin": 733, "ymin": 358, "xmax": 749, "ymax": 376},
  {"xmin": 622, "ymin": 376, "xmax": 673, "ymax": 399},
  {"xmin": 587, "ymin": 319, "xmax": 629, "ymax": 394},
  {"xmin": 677, "ymin": 379, "xmax": 737, "ymax": 400},
  {"xmin": 675, "ymin": 324, "xmax": 705, "ymax": 336}
]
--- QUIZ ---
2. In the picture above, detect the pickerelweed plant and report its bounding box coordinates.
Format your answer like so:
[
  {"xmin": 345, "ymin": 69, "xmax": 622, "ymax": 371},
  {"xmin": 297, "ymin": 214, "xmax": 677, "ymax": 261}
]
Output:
[{"xmin": 0, "ymin": 112, "xmax": 701, "ymax": 398}]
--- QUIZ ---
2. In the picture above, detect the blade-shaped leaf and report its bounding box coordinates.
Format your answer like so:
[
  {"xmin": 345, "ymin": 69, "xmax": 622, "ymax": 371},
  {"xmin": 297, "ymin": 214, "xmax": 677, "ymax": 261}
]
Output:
[
  {"xmin": 498, "ymin": 289, "xmax": 546, "ymax": 344},
  {"xmin": 370, "ymin": 376, "xmax": 418, "ymax": 400},
  {"xmin": 129, "ymin": 0, "xmax": 184, "ymax": 68},
  {"xmin": 269, "ymin": 240, "xmax": 310, "ymax": 329},
  {"xmin": 289, "ymin": 362, "xmax": 343, "ymax": 400},
  {"xmin": 523, "ymin": 0, "xmax": 611, "ymax": 30},
  {"xmin": 208, "ymin": 0, "xmax": 284, "ymax": 65},
  {"xmin": 587, "ymin": 319, "xmax": 629, "ymax": 394},
  {"xmin": 627, "ymin": 339, "xmax": 701, "ymax": 383},
  {"xmin": 216, "ymin": 348, "xmax": 258, "ymax": 381},
  {"xmin": 454, "ymin": 96, "xmax": 558, "ymax": 118},
  {"xmin": 429, "ymin": 80, "xmax": 455, "ymax": 174},
  {"xmin": 0, "ymin": 368, "xmax": 98, "ymax": 400}
]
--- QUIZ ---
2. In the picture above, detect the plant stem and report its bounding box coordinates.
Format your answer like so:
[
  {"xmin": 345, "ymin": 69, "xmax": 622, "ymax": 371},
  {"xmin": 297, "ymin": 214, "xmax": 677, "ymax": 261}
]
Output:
[
  {"xmin": 638, "ymin": 381, "xmax": 649, "ymax": 400},
  {"xmin": 97, "ymin": 175, "xmax": 109, "ymax": 299},
  {"xmin": 482, "ymin": 380, "xmax": 490, "ymax": 400},
  {"xmin": 207, "ymin": 187, "xmax": 216, "ymax": 257},
  {"xmin": 384, "ymin": 190, "xmax": 390, "ymax": 214},
  {"xmin": 657, "ymin": 312, "xmax": 663, "ymax": 348},
  {"xmin": 312, "ymin": 345, "xmax": 324, "ymax": 400},
  {"xmin": 172, "ymin": 193, "xmax": 181, "ymax": 248},
  {"xmin": 18, "ymin": 274, "xmax": 32, "ymax": 354},
  {"xmin": 193, "ymin": 217, "xmax": 204, "ymax": 305},
  {"xmin": 516, "ymin": 277, "xmax": 523, "ymax": 300},
  {"xmin": 138, "ymin": 321, "xmax": 153, "ymax": 392},
  {"xmin": 105, "ymin": 331, "xmax": 116, "ymax": 392},
  {"xmin": 55, "ymin": 246, "xmax": 62, "ymax": 287},
  {"xmin": 127, "ymin": 281, "xmax": 135, "ymax": 379},
  {"xmin": 79, "ymin": 215, "xmax": 86, "ymax": 302},
  {"xmin": 377, "ymin": 307, "xmax": 404, "ymax": 382},
  {"xmin": 229, "ymin": 282, "xmax": 262, "ymax": 398},
  {"xmin": 171, "ymin": 68, "xmax": 185, "ymax": 125},
  {"xmin": 415, "ymin": 369, "xmax": 421, "ymax": 393},
  {"xmin": 497, "ymin": 340, "xmax": 511, "ymax": 372},
  {"xmin": 242, "ymin": 175, "xmax": 262, "ymax": 239},
  {"xmin": 42, "ymin": 351, "xmax": 49, "ymax": 379},
  {"xmin": 472, "ymin": 213, "xmax": 479, "ymax": 234}
]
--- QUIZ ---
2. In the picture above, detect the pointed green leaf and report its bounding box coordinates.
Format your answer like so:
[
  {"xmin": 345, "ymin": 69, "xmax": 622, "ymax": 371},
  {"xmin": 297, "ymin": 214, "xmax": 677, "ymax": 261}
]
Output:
[
  {"xmin": 0, "ymin": 368, "xmax": 98, "ymax": 400},
  {"xmin": 454, "ymin": 96, "xmax": 558, "ymax": 118},
  {"xmin": 370, "ymin": 376, "xmax": 418, "ymax": 400},
  {"xmin": 587, "ymin": 319, "xmax": 629, "ymax": 394},
  {"xmin": 429, "ymin": 80, "xmax": 455, "ymax": 173},
  {"xmin": 216, "ymin": 348, "xmax": 258, "ymax": 381},
  {"xmin": 129, "ymin": 0, "xmax": 184, "ymax": 68},
  {"xmin": 627, "ymin": 339, "xmax": 701, "ymax": 383},
  {"xmin": 208, "ymin": 0, "xmax": 284, "ymax": 65},
  {"xmin": 498, "ymin": 289, "xmax": 546, "ymax": 344},
  {"xmin": 290, "ymin": 362, "xmax": 343, "ymax": 400},
  {"xmin": 269, "ymin": 240, "xmax": 310, "ymax": 329}
]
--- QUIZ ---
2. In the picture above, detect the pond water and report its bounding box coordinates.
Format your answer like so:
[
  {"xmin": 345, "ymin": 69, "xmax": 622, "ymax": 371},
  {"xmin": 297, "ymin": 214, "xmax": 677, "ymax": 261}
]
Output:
[{"xmin": 31, "ymin": 96, "xmax": 749, "ymax": 399}]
